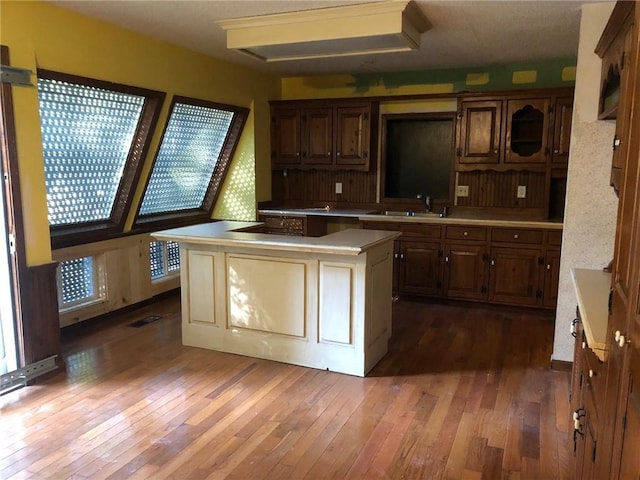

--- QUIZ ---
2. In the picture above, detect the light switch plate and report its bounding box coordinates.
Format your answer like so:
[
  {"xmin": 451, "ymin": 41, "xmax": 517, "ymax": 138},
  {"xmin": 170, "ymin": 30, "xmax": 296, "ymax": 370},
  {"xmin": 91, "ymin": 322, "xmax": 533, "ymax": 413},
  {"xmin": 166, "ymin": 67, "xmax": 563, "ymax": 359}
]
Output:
[
  {"xmin": 517, "ymin": 185, "xmax": 527, "ymax": 198},
  {"xmin": 457, "ymin": 185, "xmax": 469, "ymax": 197},
  {"xmin": 335, "ymin": 182, "xmax": 343, "ymax": 194}
]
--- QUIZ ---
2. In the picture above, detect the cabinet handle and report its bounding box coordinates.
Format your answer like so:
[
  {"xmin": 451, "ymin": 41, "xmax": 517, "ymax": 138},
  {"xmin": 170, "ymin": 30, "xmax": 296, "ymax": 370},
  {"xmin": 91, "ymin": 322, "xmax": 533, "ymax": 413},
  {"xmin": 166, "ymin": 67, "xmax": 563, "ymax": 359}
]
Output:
[
  {"xmin": 336, "ymin": 152, "xmax": 341, "ymax": 156},
  {"xmin": 394, "ymin": 253, "xmax": 398, "ymax": 259},
  {"xmin": 547, "ymin": 264, "xmax": 551, "ymax": 270},
  {"xmin": 400, "ymin": 253, "xmax": 404, "ymax": 260},
  {"xmin": 463, "ymin": 231, "xmax": 468, "ymax": 236},
  {"xmin": 513, "ymin": 234, "xmax": 519, "ymax": 239},
  {"xmin": 445, "ymin": 256, "xmax": 449, "ymax": 263},
  {"xmin": 582, "ymin": 341, "xmax": 586, "ymax": 349},
  {"xmin": 618, "ymin": 334, "xmax": 629, "ymax": 348},
  {"xmin": 574, "ymin": 419, "xmax": 581, "ymax": 430},
  {"xmin": 493, "ymin": 148, "xmax": 498, "ymax": 154},
  {"xmin": 589, "ymin": 369, "xmax": 595, "ymax": 378},
  {"xmin": 570, "ymin": 318, "xmax": 579, "ymax": 337},
  {"xmin": 296, "ymin": 152, "xmax": 300, "ymax": 157},
  {"xmin": 613, "ymin": 136, "xmax": 621, "ymax": 150},
  {"xmin": 554, "ymin": 149, "xmax": 559, "ymax": 154},
  {"xmin": 615, "ymin": 330, "xmax": 621, "ymax": 342},
  {"xmin": 491, "ymin": 259, "xmax": 495, "ymax": 266},
  {"xmin": 327, "ymin": 152, "xmax": 331, "ymax": 156}
]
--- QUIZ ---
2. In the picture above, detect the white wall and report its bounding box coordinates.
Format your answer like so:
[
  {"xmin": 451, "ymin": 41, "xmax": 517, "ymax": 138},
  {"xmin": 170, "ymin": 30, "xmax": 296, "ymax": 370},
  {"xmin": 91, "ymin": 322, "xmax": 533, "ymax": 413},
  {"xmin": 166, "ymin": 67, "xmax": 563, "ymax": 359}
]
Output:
[{"xmin": 552, "ymin": 2, "xmax": 617, "ymax": 363}]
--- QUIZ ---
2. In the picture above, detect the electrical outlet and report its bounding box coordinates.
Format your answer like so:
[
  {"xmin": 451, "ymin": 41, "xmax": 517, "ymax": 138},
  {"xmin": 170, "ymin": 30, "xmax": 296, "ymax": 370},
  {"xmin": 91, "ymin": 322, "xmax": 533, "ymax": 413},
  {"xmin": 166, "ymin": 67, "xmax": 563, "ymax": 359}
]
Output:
[
  {"xmin": 457, "ymin": 185, "xmax": 469, "ymax": 197},
  {"xmin": 517, "ymin": 185, "xmax": 527, "ymax": 199},
  {"xmin": 335, "ymin": 182, "xmax": 343, "ymax": 194}
]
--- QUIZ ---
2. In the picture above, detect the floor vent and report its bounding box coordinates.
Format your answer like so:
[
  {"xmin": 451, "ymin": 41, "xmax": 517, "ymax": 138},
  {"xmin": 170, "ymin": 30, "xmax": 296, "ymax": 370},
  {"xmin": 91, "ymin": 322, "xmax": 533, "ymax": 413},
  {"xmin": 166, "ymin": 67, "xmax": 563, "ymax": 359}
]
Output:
[{"xmin": 129, "ymin": 315, "xmax": 162, "ymax": 328}]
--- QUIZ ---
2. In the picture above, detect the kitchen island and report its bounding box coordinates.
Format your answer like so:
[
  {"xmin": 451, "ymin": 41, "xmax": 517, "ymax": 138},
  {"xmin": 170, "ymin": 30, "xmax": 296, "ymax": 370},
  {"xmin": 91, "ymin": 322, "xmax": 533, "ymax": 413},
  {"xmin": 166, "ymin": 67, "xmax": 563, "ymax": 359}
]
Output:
[{"xmin": 152, "ymin": 221, "xmax": 400, "ymax": 376}]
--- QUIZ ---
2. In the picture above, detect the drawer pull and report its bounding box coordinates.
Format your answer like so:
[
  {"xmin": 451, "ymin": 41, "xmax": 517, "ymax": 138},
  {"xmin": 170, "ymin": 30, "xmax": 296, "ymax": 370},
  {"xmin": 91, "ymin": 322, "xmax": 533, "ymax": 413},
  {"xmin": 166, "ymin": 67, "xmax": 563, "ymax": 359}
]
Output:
[
  {"xmin": 445, "ymin": 256, "xmax": 449, "ymax": 263},
  {"xmin": 589, "ymin": 369, "xmax": 595, "ymax": 378},
  {"xmin": 582, "ymin": 341, "xmax": 586, "ymax": 349},
  {"xmin": 618, "ymin": 334, "xmax": 628, "ymax": 348},
  {"xmin": 570, "ymin": 318, "xmax": 579, "ymax": 337},
  {"xmin": 513, "ymin": 234, "xmax": 519, "ymax": 239},
  {"xmin": 463, "ymin": 231, "xmax": 468, "ymax": 236}
]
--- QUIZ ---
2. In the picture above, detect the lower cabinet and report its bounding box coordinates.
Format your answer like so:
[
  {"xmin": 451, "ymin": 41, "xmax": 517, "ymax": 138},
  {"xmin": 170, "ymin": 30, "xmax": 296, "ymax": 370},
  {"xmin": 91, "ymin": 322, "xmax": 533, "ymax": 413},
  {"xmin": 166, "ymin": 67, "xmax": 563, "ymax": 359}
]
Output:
[
  {"xmin": 362, "ymin": 221, "xmax": 561, "ymax": 308},
  {"xmin": 488, "ymin": 247, "xmax": 542, "ymax": 305},
  {"xmin": 442, "ymin": 243, "xmax": 487, "ymax": 301},
  {"xmin": 398, "ymin": 240, "xmax": 441, "ymax": 296}
]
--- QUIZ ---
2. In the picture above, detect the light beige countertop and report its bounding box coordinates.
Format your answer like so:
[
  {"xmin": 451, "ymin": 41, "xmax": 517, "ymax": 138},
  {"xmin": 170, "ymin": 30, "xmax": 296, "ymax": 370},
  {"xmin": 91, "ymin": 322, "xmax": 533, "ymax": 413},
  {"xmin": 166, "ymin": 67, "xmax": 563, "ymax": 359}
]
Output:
[
  {"xmin": 571, "ymin": 268, "xmax": 612, "ymax": 361},
  {"xmin": 259, "ymin": 208, "xmax": 563, "ymax": 230},
  {"xmin": 152, "ymin": 221, "xmax": 401, "ymax": 256}
]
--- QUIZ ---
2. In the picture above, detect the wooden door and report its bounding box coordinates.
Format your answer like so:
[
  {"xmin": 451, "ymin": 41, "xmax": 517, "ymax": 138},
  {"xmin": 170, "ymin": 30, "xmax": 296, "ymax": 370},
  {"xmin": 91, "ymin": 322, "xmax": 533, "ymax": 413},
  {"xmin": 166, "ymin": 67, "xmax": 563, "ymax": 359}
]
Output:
[
  {"xmin": 399, "ymin": 241, "xmax": 441, "ymax": 296},
  {"xmin": 335, "ymin": 105, "xmax": 370, "ymax": 167},
  {"xmin": 442, "ymin": 243, "xmax": 487, "ymax": 300},
  {"xmin": 456, "ymin": 100, "xmax": 502, "ymax": 164},
  {"xmin": 488, "ymin": 247, "xmax": 542, "ymax": 306},
  {"xmin": 302, "ymin": 107, "xmax": 333, "ymax": 166},
  {"xmin": 504, "ymin": 98, "xmax": 551, "ymax": 164},
  {"xmin": 271, "ymin": 107, "xmax": 301, "ymax": 167},
  {"xmin": 552, "ymin": 97, "xmax": 573, "ymax": 164},
  {"xmin": 543, "ymin": 250, "xmax": 561, "ymax": 307}
]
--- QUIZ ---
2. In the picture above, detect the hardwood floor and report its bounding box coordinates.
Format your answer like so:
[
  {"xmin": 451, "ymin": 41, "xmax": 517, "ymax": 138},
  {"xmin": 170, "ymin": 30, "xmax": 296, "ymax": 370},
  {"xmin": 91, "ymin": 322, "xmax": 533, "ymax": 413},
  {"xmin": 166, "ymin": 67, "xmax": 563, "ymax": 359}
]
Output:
[{"xmin": 0, "ymin": 294, "xmax": 572, "ymax": 479}]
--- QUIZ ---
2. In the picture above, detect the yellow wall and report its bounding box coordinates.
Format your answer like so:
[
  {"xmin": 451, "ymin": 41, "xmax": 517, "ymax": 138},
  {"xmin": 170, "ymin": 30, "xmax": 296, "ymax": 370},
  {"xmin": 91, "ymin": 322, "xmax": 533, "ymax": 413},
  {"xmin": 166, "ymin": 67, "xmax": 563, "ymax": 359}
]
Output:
[{"xmin": 0, "ymin": 1, "xmax": 279, "ymax": 266}]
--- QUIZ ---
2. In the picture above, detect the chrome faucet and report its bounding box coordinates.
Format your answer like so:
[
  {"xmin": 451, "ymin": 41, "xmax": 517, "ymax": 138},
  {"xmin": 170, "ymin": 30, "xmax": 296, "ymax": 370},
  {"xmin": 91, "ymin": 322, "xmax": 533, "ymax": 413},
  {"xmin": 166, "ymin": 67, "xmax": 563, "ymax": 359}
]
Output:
[{"xmin": 416, "ymin": 194, "xmax": 432, "ymax": 213}]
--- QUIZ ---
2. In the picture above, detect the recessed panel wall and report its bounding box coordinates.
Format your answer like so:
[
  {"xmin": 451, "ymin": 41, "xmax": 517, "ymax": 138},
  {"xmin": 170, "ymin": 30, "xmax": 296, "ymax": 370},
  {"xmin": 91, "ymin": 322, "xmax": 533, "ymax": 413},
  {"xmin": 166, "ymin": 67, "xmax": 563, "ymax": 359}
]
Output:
[
  {"xmin": 188, "ymin": 251, "xmax": 216, "ymax": 325},
  {"xmin": 227, "ymin": 254, "xmax": 307, "ymax": 337},
  {"xmin": 319, "ymin": 262, "xmax": 354, "ymax": 345}
]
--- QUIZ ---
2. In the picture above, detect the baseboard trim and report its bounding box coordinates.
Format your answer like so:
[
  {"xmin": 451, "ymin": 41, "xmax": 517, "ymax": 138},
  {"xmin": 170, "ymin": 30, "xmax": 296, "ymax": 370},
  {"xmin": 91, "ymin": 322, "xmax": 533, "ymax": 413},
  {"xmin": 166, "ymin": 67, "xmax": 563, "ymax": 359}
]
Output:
[{"xmin": 550, "ymin": 359, "xmax": 573, "ymax": 372}]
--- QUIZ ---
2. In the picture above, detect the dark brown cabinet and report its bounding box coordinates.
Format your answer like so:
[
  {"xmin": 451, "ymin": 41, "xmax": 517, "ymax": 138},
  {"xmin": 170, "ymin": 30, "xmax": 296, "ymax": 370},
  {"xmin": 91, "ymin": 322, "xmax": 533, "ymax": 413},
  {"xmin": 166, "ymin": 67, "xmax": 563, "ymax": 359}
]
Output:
[
  {"xmin": 552, "ymin": 96, "xmax": 574, "ymax": 164},
  {"xmin": 456, "ymin": 100, "xmax": 502, "ymax": 165},
  {"xmin": 361, "ymin": 220, "xmax": 561, "ymax": 307},
  {"xmin": 504, "ymin": 98, "xmax": 550, "ymax": 164},
  {"xmin": 570, "ymin": 4, "xmax": 640, "ymax": 480},
  {"xmin": 488, "ymin": 247, "xmax": 542, "ymax": 306},
  {"xmin": 270, "ymin": 100, "xmax": 377, "ymax": 171},
  {"xmin": 455, "ymin": 90, "xmax": 573, "ymax": 171},
  {"xmin": 271, "ymin": 108, "xmax": 302, "ymax": 167},
  {"xmin": 596, "ymin": 1, "xmax": 636, "ymax": 192},
  {"xmin": 398, "ymin": 241, "xmax": 441, "ymax": 296}
]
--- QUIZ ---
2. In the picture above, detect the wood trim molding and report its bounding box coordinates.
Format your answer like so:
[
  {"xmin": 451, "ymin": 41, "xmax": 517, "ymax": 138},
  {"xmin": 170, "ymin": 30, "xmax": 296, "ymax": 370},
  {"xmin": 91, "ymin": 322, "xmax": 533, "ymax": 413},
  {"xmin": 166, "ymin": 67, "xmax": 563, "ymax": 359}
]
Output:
[{"xmin": 0, "ymin": 44, "xmax": 29, "ymax": 366}]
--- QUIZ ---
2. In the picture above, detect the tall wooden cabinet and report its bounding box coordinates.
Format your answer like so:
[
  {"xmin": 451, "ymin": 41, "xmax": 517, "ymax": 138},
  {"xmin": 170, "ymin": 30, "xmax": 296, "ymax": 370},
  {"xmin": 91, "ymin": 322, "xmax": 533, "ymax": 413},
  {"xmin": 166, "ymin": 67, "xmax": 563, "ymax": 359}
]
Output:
[{"xmin": 571, "ymin": 3, "xmax": 640, "ymax": 479}]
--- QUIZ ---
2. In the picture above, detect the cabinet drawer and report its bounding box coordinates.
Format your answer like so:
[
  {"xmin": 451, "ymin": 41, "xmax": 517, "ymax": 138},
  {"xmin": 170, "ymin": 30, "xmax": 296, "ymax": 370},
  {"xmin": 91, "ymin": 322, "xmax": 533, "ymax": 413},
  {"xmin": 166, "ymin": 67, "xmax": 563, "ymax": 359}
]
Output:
[
  {"xmin": 582, "ymin": 340, "xmax": 606, "ymax": 414},
  {"xmin": 398, "ymin": 223, "xmax": 442, "ymax": 239},
  {"xmin": 491, "ymin": 228, "xmax": 543, "ymax": 245},
  {"xmin": 446, "ymin": 226, "xmax": 487, "ymax": 241},
  {"xmin": 548, "ymin": 230, "xmax": 563, "ymax": 246}
]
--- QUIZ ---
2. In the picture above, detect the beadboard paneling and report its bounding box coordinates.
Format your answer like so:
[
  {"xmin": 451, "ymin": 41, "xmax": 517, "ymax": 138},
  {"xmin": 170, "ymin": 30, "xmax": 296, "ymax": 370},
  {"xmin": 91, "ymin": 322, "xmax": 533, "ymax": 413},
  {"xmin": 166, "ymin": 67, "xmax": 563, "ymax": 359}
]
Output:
[
  {"xmin": 456, "ymin": 171, "xmax": 546, "ymax": 208},
  {"xmin": 272, "ymin": 169, "xmax": 377, "ymax": 203}
]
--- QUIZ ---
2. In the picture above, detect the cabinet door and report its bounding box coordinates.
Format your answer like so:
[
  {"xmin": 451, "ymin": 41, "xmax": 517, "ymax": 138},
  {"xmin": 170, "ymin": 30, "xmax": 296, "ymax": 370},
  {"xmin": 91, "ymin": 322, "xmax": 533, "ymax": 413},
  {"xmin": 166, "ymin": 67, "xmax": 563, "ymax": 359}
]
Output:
[
  {"xmin": 618, "ymin": 351, "xmax": 640, "ymax": 480},
  {"xmin": 302, "ymin": 107, "xmax": 333, "ymax": 166},
  {"xmin": 442, "ymin": 243, "xmax": 487, "ymax": 300},
  {"xmin": 488, "ymin": 247, "xmax": 542, "ymax": 306},
  {"xmin": 504, "ymin": 98, "xmax": 551, "ymax": 164},
  {"xmin": 398, "ymin": 241, "xmax": 441, "ymax": 296},
  {"xmin": 543, "ymin": 250, "xmax": 561, "ymax": 307},
  {"xmin": 457, "ymin": 100, "xmax": 502, "ymax": 164},
  {"xmin": 335, "ymin": 105, "xmax": 370, "ymax": 167},
  {"xmin": 271, "ymin": 108, "xmax": 301, "ymax": 167},
  {"xmin": 552, "ymin": 97, "xmax": 574, "ymax": 164}
]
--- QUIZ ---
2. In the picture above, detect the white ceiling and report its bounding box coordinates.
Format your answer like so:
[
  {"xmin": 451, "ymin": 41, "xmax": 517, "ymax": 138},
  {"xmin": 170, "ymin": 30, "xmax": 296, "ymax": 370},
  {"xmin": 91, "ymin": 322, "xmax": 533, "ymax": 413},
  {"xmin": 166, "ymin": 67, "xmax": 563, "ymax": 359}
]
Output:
[{"xmin": 48, "ymin": 0, "xmax": 592, "ymax": 77}]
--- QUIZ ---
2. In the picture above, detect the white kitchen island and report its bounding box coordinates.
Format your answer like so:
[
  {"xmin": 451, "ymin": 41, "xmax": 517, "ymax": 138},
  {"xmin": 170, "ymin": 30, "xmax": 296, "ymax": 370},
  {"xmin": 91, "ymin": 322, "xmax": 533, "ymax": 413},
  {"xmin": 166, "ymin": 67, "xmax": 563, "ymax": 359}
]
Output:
[{"xmin": 152, "ymin": 221, "xmax": 400, "ymax": 376}]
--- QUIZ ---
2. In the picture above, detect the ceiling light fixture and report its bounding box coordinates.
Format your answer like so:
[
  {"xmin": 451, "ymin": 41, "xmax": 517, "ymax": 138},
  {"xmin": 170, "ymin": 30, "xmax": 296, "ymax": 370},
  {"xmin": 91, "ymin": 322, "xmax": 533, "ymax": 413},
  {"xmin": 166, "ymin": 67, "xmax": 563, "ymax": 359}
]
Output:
[{"xmin": 216, "ymin": 1, "xmax": 430, "ymax": 62}]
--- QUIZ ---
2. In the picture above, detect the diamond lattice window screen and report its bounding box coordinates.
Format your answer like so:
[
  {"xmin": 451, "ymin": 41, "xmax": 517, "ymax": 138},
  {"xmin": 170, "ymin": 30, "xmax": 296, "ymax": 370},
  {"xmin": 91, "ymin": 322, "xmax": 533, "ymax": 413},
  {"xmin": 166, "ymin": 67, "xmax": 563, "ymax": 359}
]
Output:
[
  {"xmin": 150, "ymin": 241, "xmax": 180, "ymax": 280},
  {"xmin": 58, "ymin": 256, "xmax": 97, "ymax": 306},
  {"xmin": 139, "ymin": 103, "xmax": 234, "ymax": 215},
  {"xmin": 38, "ymin": 78, "xmax": 146, "ymax": 226}
]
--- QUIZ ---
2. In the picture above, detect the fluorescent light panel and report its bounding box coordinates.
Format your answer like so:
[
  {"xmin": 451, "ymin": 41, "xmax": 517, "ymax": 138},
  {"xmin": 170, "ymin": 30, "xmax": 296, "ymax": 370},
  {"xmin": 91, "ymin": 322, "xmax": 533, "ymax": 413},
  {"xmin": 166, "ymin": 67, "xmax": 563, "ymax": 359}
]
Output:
[{"xmin": 217, "ymin": 1, "xmax": 430, "ymax": 62}]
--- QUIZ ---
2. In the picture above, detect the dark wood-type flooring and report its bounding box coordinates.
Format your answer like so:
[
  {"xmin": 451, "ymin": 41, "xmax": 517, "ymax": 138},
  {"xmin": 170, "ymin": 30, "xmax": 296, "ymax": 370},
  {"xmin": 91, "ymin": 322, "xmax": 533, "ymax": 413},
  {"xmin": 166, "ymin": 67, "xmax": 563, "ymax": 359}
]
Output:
[{"xmin": 1, "ymin": 294, "xmax": 572, "ymax": 479}]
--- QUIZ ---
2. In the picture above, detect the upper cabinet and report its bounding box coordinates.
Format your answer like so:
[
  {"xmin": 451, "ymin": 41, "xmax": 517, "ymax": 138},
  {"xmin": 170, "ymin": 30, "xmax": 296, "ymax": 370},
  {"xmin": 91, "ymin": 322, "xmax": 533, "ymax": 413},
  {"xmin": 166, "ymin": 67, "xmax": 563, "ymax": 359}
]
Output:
[
  {"xmin": 455, "ymin": 89, "xmax": 573, "ymax": 171},
  {"xmin": 271, "ymin": 100, "xmax": 378, "ymax": 171},
  {"xmin": 595, "ymin": 1, "xmax": 637, "ymax": 193}
]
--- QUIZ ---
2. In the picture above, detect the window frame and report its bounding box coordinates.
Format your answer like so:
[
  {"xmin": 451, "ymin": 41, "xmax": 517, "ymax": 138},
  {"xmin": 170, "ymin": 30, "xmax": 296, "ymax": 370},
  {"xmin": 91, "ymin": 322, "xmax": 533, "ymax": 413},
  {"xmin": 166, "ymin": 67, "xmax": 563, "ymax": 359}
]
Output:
[
  {"xmin": 37, "ymin": 69, "xmax": 165, "ymax": 249},
  {"xmin": 134, "ymin": 95, "xmax": 249, "ymax": 231},
  {"xmin": 56, "ymin": 254, "xmax": 107, "ymax": 313}
]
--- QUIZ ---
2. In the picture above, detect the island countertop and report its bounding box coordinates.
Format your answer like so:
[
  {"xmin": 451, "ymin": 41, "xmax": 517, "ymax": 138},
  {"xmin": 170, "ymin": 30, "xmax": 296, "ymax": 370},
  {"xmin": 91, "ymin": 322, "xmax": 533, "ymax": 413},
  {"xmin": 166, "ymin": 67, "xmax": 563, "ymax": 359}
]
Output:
[{"xmin": 152, "ymin": 220, "xmax": 401, "ymax": 256}]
